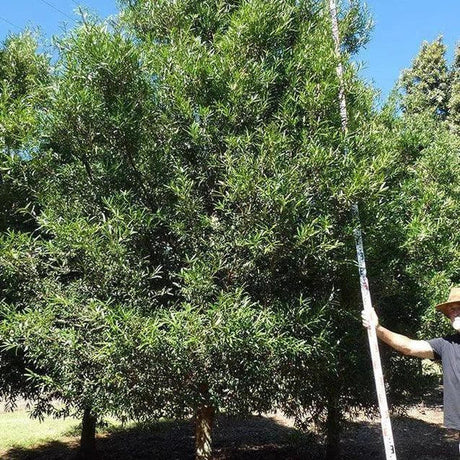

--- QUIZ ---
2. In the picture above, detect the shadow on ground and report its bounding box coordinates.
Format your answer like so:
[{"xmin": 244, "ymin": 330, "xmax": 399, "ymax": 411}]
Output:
[
  {"xmin": 2, "ymin": 415, "xmax": 318, "ymax": 460},
  {"xmin": 342, "ymin": 415, "xmax": 458, "ymax": 460},
  {"xmin": 3, "ymin": 411, "xmax": 459, "ymax": 459}
]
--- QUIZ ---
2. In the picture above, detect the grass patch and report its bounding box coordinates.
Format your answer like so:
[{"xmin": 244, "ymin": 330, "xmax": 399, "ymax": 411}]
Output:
[
  {"xmin": 0, "ymin": 409, "xmax": 79, "ymax": 451},
  {"xmin": 0, "ymin": 410, "xmax": 313, "ymax": 459}
]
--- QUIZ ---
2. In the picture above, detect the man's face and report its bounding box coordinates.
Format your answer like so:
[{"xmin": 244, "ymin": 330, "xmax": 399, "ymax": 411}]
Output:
[{"xmin": 447, "ymin": 304, "xmax": 460, "ymax": 331}]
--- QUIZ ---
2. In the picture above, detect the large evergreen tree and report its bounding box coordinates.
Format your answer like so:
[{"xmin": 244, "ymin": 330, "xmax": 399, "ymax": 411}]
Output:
[
  {"xmin": 395, "ymin": 35, "xmax": 459, "ymax": 306},
  {"xmin": 391, "ymin": 36, "xmax": 460, "ymax": 337},
  {"xmin": 1, "ymin": 2, "xmax": 458, "ymax": 460},
  {"xmin": 117, "ymin": 1, "xmax": 397, "ymax": 457},
  {"xmin": 0, "ymin": 2, "xmax": 383, "ymax": 458},
  {"xmin": 0, "ymin": 31, "xmax": 51, "ymax": 413},
  {"xmin": 358, "ymin": 35, "xmax": 459, "ymax": 430},
  {"xmin": 448, "ymin": 44, "xmax": 460, "ymax": 132},
  {"xmin": 400, "ymin": 37, "xmax": 450, "ymax": 118}
]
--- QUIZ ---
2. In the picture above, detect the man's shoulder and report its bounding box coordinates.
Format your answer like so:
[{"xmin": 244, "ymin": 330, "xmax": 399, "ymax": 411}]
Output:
[
  {"xmin": 442, "ymin": 333, "xmax": 460, "ymax": 343},
  {"xmin": 427, "ymin": 334, "xmax": 460, "ymax": 358},
  {"xmin": 430, "ymin": 334, "xmax": 460, "ymax": 345}
]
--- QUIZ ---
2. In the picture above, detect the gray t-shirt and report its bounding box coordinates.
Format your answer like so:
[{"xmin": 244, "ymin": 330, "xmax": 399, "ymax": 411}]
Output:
[{"xmin": 428, "ymin": 334, "xmax": 460, "ymax": 430}]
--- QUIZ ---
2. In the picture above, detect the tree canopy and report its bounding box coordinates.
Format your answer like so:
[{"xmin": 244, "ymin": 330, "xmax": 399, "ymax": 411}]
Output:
[{"xmin": 0, "ymin": 3, "xmax": 458, "ymax": 460}]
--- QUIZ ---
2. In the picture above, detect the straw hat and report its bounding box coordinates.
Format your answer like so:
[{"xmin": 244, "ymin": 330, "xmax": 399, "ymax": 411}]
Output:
[{"xmin": 435, "ymin": 287, "xmax": 460, "ymax": 316}]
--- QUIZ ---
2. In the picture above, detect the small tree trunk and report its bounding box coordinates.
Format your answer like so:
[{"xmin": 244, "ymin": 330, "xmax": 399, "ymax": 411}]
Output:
[
  {"xmin": 78, "ymin": 407, "xmax": 97, "ymax": 460},
  {"xmin": 195, "ymin": 404, "xmax": 215, "ymax": 460},
  {"xmin": 325, "ymin": 397, "xmax": 341, "ymax": 460}
]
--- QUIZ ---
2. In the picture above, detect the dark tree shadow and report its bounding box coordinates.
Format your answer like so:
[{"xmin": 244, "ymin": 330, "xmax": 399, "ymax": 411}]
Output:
[
  {"xmin": 3, "ymin": 415, "xmax": 317, "ymax": 460},
  {"xmin": 3, "ymin": 409, "xmax": 458, "ymax": 459},
  {"xmin": 3, "ymin": 440, "xmax": 78, "ymax": 460}
]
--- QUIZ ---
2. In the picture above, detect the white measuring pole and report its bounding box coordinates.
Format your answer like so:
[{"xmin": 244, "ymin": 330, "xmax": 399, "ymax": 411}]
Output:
[
  {"xmin": 352, "ymin": 205, "xmax": 396, "ymax": 459},
  {"xmin": 327, "ymin": 1, "xmax": 397, "ymax": 459}
]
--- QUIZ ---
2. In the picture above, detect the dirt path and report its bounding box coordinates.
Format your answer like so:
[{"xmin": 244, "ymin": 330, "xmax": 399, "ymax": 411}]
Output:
[{"xmin": 341, "ymin": 403, "xmax": 458, "ymax": 460}]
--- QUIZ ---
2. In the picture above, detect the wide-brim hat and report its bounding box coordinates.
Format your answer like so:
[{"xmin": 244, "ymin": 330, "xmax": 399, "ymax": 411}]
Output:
[{"xmin": 435, "ymin": 287, "xmax": 460, "ymax": 316}]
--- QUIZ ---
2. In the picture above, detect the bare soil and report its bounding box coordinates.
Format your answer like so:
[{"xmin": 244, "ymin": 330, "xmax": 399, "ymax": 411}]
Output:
[{"xmin": 3, "ymin": 387, "xmax": 459, "ymax": 459}]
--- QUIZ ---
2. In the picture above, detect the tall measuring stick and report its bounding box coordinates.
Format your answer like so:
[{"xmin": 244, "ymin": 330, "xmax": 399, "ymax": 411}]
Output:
[{"xmin": 327, "ymin": 1, "xmax": 397, "ymax": 459}]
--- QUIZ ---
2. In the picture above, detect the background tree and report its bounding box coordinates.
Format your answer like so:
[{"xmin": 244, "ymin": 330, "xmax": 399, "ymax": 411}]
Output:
[
  {"xmin": 394, "ymin": 37, "xmax": 460, "ymax": 336},
  {"xmin": 0, "ymin": 22, "xmax": 168, "ymax": 459},
  {"xmin": 362, "ymin": 34, "xmax": 460, "ymax": 424},
  {"xmin": 448, "ymin": 44, "xmax": 460, "ymax": 132},
  {"xmin": 395, "ymin": 35, "xmax": 459, "ymax": 324},
  {"xmin": 400, "ymin": 37, "xmax": 450, "ymax": 119},
  {"xmin": 0, "ymin": 30, "xmax": 50, "ymax": 412}
]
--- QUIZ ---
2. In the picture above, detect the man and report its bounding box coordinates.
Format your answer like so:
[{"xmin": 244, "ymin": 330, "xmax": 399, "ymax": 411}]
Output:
[{"xmin": 362, "ymin": 287, "xmax": 460, "ymax": 444}]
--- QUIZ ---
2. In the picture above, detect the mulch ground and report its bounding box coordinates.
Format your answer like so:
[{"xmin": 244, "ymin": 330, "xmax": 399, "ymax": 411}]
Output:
[{"xmin": 3, "ymin": 387, "xmax": 459, "ymax": 459}]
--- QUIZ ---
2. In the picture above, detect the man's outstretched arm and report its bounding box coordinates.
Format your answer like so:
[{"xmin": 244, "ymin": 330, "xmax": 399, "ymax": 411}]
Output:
[{"xmin": 362, "ymin": 308, "xmax": 434, "ymax": 359}]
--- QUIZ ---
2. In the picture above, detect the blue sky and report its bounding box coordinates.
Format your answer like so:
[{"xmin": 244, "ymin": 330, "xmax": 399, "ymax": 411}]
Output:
[
  {"xmin": 1, "ymin": 1, "xmax": 459, "ymax": 102},
  {"xmin": 359, "ymin": 0, "xmax": 460, "ymax": 102},
  {"xmin": 0, "ymin": 1, "xmax": 117, "ymax": 40}
]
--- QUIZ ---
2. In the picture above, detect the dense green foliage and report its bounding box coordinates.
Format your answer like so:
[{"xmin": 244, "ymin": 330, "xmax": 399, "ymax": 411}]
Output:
[
  {"xmin": 0, "ymin": 31, "xmax": 51, "ymax": 407},
  {"xmin": 0, "ymin": 2, "xmax": 458, "ymax": 459},
  {"xmin": 448, "ymin": 46, "xmax": 460, "ymax": 132},
  {"xmin": 400, "ymin": 38, "xmax": 449, "ymax": 118},
  {"xmin": 394, "ymin": 38, "xmax": 460, "ymax": 338}
]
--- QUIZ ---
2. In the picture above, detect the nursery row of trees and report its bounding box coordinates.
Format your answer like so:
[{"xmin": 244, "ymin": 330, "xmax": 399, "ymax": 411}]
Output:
[{"xmin": 0, "ymin": 1, "xmax": 458, "ymax": 459}]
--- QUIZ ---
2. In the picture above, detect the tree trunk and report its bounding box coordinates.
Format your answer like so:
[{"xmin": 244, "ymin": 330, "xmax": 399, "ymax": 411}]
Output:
[
  {"xmin": 325, "ymin": 397, "xmax": 341, "ymax": 460},
  {"xmin": 195, "ymin": 404, "xmax": 215, "ymax": 460},
  {"xmin": 78, "ymin": 407, "xmax": 97, "ymax": 460}
]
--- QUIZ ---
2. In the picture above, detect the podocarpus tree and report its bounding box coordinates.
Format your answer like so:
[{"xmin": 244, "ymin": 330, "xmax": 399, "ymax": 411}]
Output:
[
  {"xmin": 0, "ymin": 14, "xmax": 322, "ymax": 459},
  {"xmin": 383, "ymin": 36, "xmax": 460, "ymax": 338},
  {"xmin": 400, "ymin": 37, "xmax": 450, "ymax": 118},
  {"xmin": 119, "ymin": 0, "xmax": 400, "ymax": 457},
  {"xmin": 3, "ymin": 3, "xmax": 456, "ymax": 460},
  {"xmin": 448, "ymin": 44, "xmax": 460, "ymax": 132},
  {"xmin": 49, "ymin": 7, "xmax": 333, "ymax": 455},
  {"xmin": 1, "ymin": 1, "xmax": 384, "ymax": 458},
  {"xmin": 0, "ymin": 31, "xmax": 50, "ymax": 409}
]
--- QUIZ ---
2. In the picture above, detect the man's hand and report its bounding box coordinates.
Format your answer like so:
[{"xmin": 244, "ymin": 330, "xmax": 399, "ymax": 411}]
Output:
[{"xmin": 361, "ymin": 307, "xmax": 379, "ymax": 329}]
